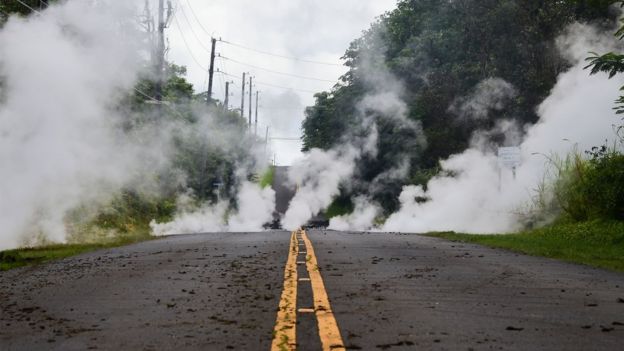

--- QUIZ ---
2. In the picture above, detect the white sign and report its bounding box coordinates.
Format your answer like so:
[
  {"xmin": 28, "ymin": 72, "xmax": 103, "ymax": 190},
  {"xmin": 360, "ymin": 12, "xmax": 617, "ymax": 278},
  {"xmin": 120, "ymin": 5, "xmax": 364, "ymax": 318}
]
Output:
[{"xmin": 498, "ymin": 146, "xmax": 521, "ymax": 169}]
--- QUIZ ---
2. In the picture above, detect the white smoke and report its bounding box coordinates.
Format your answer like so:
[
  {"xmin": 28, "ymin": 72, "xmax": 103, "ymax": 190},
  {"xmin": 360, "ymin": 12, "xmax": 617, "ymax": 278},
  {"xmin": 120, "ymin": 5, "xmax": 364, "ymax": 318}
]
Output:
[
  {"xmin": 328, "ymin": 196, "xmax": 380, "ymax": 231},
  {"xmin": 281, "ymin": 145, "xmax": 362, "ymax": 230},
  {"xmin": 150, "ymin": 197, "xmax": 229, "ymax": 235},
  {"xmin": 0, "ymin": 1, "xmax": 149, "ymax": 250},
  {"xmin": 280, "ymin": 24, "xmax": 425, "ymax": 230},
  {"xmin": 0, "ymin": 1, "xmax": 275, "ymax": 250},
  {"xmin": 383, "ymin": 23, "xmax": 624, "ymax": 234},
  {"xmin": 449, "ymin": 77, "xmax": 518, "ymax": 120},
  {"xmin": 227, "ymin": 180, "xmax": 276, "ymax": 231},
  {"xmin": 150, "ymin": 180, "xmax": 275, "ymax": 235}
]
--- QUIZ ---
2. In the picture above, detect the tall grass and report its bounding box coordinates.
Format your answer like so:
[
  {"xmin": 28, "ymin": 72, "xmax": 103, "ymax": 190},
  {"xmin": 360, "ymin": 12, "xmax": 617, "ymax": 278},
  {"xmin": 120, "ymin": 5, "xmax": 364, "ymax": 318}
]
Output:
[{"xmin": 551, "ymin": 146, "xmax": 624, "ymax": 222}]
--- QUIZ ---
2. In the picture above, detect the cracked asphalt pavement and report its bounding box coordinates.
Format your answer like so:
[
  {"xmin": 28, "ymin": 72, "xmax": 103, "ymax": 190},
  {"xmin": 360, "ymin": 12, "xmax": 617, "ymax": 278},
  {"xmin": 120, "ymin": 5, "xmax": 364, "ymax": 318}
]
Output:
[{"xmin": 2, "ymin": 230, "xmax": 624, "ymax": 350}]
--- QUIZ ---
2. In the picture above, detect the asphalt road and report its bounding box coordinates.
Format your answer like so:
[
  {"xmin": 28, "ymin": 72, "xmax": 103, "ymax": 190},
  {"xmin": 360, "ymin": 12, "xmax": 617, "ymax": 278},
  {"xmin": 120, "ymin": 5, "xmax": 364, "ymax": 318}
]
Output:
[{"xmin": 2, "ymin": 230, "xmax": 624, "ymax": 350}]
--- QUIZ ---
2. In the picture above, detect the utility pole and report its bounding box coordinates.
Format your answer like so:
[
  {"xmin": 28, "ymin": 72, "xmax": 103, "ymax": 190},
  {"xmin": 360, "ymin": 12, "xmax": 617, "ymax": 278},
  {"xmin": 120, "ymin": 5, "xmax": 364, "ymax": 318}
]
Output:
[
  {"xmin": 248, "ymin": 76, "xmax": 253, "ymax": 128},
  {"xmin": 255, "ymin": 91, "xmax": 260, "ymax": 135},
  {"xmin": 224, "ymin": 81, "xmax": 230, "ymax": 110},
  {"xmin": 207, "ymin": 38, "xmax": 217, "ymax": 104},
  {"xmin": 240, "ymin": 72, "xmax": 246, "ymax": 120},
  {"xmin": 264, "ymin": 126, "xmax": 269, "ymax": 161},
  {"xmin": 155, "ymin": 0, "xmax": 166, "ymax": 104}
]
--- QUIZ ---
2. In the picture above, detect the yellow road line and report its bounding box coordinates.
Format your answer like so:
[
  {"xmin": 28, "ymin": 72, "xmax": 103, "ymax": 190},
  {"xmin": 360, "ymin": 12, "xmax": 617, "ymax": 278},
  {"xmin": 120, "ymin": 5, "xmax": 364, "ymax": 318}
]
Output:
[
  {"xmin": 301, "ymin": 230, "xmax": 346, "ymax": 351},
  {"xmin": 271, "ymin": 231, "xmax": 299, "ymax": 351}
]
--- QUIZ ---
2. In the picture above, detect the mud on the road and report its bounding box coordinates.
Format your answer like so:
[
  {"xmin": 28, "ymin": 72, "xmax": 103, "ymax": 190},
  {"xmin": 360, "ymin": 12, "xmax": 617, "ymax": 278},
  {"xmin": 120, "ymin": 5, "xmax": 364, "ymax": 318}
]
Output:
[
  {"xmin": 308, "ymin": 230, "xmax": 624, "ymax": 350},
  {"xmin": 2, "ymin": 230, "xmax": 624, "ymax": 351},
  {"xmin": 0, "ymin": 232, "xmax": 289, "ymax": 351}
]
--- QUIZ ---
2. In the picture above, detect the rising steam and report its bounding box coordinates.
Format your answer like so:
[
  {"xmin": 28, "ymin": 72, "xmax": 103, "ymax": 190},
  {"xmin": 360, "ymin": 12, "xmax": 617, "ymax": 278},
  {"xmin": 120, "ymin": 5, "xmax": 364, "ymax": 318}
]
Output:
[
  {"xmin": 0, "ymin": 1, "xmax": 274, "ymax": 250},
  {"xmin": 383, "ymin": 23, "xmax": 624, "ymax": 233}
]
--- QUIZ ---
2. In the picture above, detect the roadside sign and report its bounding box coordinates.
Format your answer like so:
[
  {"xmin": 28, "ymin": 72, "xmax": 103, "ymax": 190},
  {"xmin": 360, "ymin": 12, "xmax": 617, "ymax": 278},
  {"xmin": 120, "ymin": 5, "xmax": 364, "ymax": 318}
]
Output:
[{"xmin": 498, "ymin": 146, "xmax": 521, "ymax": 169}]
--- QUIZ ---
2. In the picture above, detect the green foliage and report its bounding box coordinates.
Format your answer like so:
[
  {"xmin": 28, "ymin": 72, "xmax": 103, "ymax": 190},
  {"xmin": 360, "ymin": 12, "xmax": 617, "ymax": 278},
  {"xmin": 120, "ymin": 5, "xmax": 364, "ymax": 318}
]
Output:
[
  {"xmin": 429, "ymin": 220, "xmax": 624, "ymax": 272},
  {"xmin": 324, "ymin": 196, "xmax": 354, "ymax": 219},
  {"xmin": 586, "ymin": 52, "xmax": 624, "ymax": 114},
  {"xmin": 259, "ymin": 166, "xmax": 275, "ymax": 189},
  {"xmin": 90, "ymin": 191, "xmax": 176, "ymax": 233},
  {"xmin": 302, "ymin": 0, "xmax": 617, "ymax": 213},
  {"xmin": 579, "ymin": 147, "xmax": 624, "ymax": 219},
  {"xmin": 550, "ymin": 148, "xmax": 624, "ymax": 222},
  {"xmin": 0, "ymin": 233, "xmax": 153, "ymax": 271},
  {"xmin": 585, "ymin": 2, "xmax": 624, "ymax": 114}
]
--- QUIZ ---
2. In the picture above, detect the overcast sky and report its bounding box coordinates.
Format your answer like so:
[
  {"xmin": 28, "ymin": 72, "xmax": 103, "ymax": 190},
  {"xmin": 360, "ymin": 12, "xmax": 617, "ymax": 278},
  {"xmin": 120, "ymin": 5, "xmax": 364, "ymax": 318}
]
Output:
[{"xmin": 164, "ymin": 0, "xmax": 398, "ymax": 165}]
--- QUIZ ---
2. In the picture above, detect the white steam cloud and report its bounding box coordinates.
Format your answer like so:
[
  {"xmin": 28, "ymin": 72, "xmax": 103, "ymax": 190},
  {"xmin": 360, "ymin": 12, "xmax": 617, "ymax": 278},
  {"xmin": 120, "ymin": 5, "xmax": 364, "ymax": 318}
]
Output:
[
  {"xmin": 383, "ymin": 23, "xmax": 624, "ymax": 234},
  {"xmin": 328, "ymin": 196, "xmax": 380, "ymax": 231},
  {"xmin": 282, "ymin": 146, "xmax": 362, "ymax": 230},
  {"xmin": 150, "ymin": 180, "xmax": 275, "ymax": 235},
  {"xmin": 449, "ymin": 77, "xmax": 518, "ymax": 120},
  {"xmin": 0, "ymin": 1, "xmax": 147, "ymax": 250},
  {"xmin": 0, "ymin": 1, "xmax": 275, "ymax": 250},
  {"xmin": 281, "ymin": 27, "xmax": 424, "ymax": 230}
]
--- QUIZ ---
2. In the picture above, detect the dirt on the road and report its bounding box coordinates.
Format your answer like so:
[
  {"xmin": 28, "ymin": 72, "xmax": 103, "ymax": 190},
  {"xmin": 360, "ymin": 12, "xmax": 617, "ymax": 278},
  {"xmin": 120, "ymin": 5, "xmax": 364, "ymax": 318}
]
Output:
[
  {"xmin": 309, "ymin": 230, "xmax": 624, "ymax": 350},
  {"xmin": 0, "ymin": 232, "xmax": 289, "ymax": 351},
  {"xmin": 2, "ymin": 230, "xmax": 624, "ymax": 350}
]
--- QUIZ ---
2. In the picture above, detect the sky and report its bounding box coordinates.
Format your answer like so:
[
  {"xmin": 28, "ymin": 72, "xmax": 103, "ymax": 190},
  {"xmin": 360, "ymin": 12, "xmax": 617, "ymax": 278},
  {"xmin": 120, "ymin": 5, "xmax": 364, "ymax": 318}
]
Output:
[{"xmin": 165, "ymin": 0, "xmax": 399, "ymax": 165}]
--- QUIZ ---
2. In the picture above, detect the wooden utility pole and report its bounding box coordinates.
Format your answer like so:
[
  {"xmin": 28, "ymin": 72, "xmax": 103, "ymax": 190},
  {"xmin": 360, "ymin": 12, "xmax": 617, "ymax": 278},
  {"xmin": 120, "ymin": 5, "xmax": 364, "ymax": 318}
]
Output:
[
  {"xmin": 264, "ymin": 126, "xmax": 269, "ymax": 160},
  {"xmin": 240, "ymin": 72, "xmax": 246, "ymax": 120},
  {"xmin": 207, "ymin": 38, "xmax": 217, "ymax": 104},
  {"xmin": 248, "ymin": 76, "xmax": 253, "ymax": 128},
  {"xmin": 155, "ymin": 0, "xmax": 166, "ymax": 104},
  {"xmin": 254, "ymin": 91, "xmax": 259, "ymax": 135},
  {"xmin": 224, "ymin": 81, "xmax": 230, "ymax": 110}
]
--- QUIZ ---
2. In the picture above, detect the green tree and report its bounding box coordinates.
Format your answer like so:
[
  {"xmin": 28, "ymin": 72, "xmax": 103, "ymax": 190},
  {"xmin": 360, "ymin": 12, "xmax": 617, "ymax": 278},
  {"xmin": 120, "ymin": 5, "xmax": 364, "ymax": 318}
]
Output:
[{"xmin": 302, "ymin": 0, "xmax": 617, "ymax": 214}]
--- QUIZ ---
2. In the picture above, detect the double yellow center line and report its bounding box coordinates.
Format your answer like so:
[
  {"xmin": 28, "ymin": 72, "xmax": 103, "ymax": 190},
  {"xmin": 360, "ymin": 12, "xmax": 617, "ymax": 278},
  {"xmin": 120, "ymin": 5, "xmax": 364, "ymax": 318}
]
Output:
[{"xmin": 271, "ymin": 229, "xmax": 345, "ymax": 351}]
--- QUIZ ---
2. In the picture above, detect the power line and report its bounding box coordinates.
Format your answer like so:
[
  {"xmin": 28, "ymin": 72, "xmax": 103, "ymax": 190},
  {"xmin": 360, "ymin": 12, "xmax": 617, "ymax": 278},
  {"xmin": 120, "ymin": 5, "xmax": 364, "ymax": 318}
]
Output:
[
  {"xmin": 14, "ymin": 0, "xmax": 40, "ymax": 14},
  {"xmin": 133, "ymin": 87, "xmax": 160, "ymax": 102},
  {"xmin": 271, "ymin": 137, "xmax": 302, "ymax": 141},
  {"xmin": 217, "ymin": 71, "xmax": 319, "ymax": 94},
  {"xmin": 183, "ymin": 0, "xmax": 213, "ymax": 37},
  {"xmin": 183, "ymin": 0, "xmax": 341, "ymax": 68},
  {"xmin": 176, "ymin": 4, "xmax": 212, "ymax": 54},
  {"xmin": 133, "ymin": 86, "xmax": 188, "ymax": 119},
  {"xmin": 219, "ymin": 39, "xmax": 343, "ymax": 67},
  {"xmin": 219, "ymin": 56, "xmax": 337, "ymax": 83},
  {"xmin": 172, "ymin": 13, "xmax": 209, "ymax": 71}
]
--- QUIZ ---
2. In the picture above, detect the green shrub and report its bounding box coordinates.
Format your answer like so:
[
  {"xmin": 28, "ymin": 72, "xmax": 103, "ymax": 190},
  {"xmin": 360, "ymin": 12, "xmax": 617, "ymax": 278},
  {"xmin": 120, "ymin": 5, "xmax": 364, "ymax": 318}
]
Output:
[
  {"xmin": 259, "ymin": 166, "xmax": 275, "ymax": 189},
  {"xmin": 553, "ymin": 147, "xmax": 624, "ymax": 221},
  {"xmin": 580, "ymin": 148, "xmax": 624, "ymax": 220}
]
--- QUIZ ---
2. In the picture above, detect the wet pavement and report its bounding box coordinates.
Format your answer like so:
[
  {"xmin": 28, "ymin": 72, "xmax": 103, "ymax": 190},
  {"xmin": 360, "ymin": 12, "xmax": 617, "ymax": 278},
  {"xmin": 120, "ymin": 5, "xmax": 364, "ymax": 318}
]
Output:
[{"xmin": 2, "ymin": 230, "xmax": 624, "ymax": 350}]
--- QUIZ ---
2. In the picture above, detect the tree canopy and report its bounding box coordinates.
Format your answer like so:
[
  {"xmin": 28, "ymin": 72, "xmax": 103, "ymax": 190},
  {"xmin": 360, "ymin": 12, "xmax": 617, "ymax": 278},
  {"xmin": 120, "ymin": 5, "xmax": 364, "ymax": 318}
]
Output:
[{"xmin": 301, "ymin": 0, "xmax": 618, "ymax": 213}]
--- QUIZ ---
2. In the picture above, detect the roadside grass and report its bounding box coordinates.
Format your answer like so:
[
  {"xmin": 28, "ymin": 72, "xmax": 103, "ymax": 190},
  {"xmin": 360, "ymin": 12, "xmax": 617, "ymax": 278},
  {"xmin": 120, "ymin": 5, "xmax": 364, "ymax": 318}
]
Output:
[
  {"xmin": 259, "ymin": 166, "xmax": 275, "ymax": 189},
  {"xmin": 0, "ymin": 231, "xmax": 153, "ymax": 271},
  {"xmin": 428, "ymin": 220, "xmax": 624, "ymax": 272}
]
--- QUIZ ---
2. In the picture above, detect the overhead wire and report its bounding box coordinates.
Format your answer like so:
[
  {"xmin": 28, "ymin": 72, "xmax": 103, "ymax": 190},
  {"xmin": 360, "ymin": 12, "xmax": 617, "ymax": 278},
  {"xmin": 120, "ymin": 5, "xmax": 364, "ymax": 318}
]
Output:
[
  {"xmin": 183, "ymin": 0, "xmax": 213, "ymax": 38},
  {"xmin": 176, "ymin": 3, "xmax": 213, "ymax": 54},
  {"xmin": 171, "ymin": 12, "xmax": 209, "ymax": 72},
  {"xmin": 217, "ymin": 71, "xmax": 319, "ymax": 94},
  {"xmin": 218, "ymin": 39, "xmax": 343, "ymax": 67},
  {"xmin": 10, "ymin": 0, "xmax": 189, "ymax": 120},
  {"xmin": 14, "ymin": 0, "xmax": 39, "ymax": 14},
  {"xmin": 178, "ymin": 0, "xmax": 341, "ymax": 94},
  {"xmin": 12, "ymin": 0, "xmax": 324, "ymax": 103},
  {"xmin": 219, "ymin": 56, "xmax": 337, "ymax": 83}
]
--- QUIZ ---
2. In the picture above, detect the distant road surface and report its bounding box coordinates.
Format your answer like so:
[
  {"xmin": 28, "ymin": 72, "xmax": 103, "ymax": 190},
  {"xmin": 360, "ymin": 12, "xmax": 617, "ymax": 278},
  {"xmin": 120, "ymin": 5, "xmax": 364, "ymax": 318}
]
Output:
[{"xmin": 2, "ymin": 230, "xmax": 624, "ymax": 350}]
